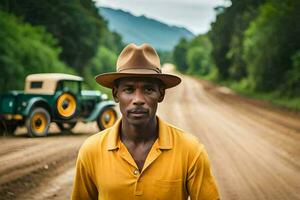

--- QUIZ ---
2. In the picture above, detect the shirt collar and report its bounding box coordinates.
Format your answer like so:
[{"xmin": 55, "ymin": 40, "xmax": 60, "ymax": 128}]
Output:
[
  {"xmin": 107, "ymin": 118, "xmax": 122, "ymax": 151},
  {"xmin": 107, "ymin": 116, "xmax": 173, "ymax": 151},
  {"xmin": 157, "ymin": 116, "xmax": 173, "ymax": 149}
]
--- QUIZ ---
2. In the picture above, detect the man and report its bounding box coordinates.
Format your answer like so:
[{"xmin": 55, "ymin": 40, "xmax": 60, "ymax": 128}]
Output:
[{"xmin": 72, "ymin": 43, "xmax": 220, "ymax": 200}]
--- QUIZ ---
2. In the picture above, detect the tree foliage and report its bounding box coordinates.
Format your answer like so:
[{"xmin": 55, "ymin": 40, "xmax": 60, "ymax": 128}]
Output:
[
  {"xmin": 83, "ymin": 46, "xmax": 118, "ymax": 90},
  {"xmin": 284, "ymin": 51, "xmax": 300, "ymax": 96},
  {"xmin": 243, "ymin": 0, "xmax": 300, "ymax": 92},
  {"xmin": 186, "ymin": 35, "xmax": 213, "ymax": 75},
  {"xmin": 157, "ymin": 51, "xmax": 173, "ymax": 65},
  {"xmin": 0, "ymin": 0, "xmax": 124, "ymax": 93},
  {"xmin": 209, "ymin": 0, "xmax": 265, "ymax": 80},
  {"xmin": 172, "ymin": 35, "xmax": 214, "ymax": 76},
  {"xmin": 0, "ymin": 0, "xmax": 106, "ymax": 73},
  {"xmin": 0, "ymin": 11, "xmax": 74, "ymax": 92},
  {"xmin": 173, "ymin": 38, "xmax": 189, "ymax": 73},
  {"xmin": 202, "ymin": 0, "xmax": 300, "ymax": 97},
  {"xmin": 100, "ymin": 27, "xmax": 124, "ymax": 54}
]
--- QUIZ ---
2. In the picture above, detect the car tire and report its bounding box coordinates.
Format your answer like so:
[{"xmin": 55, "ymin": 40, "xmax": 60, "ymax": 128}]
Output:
[
  {"xmin": 97, "ymin": 107, "xmax": 117, "ymax": 131},
  {"xmin": 26, "ymin": 107, "xmax": 50, "ymax": 137},
  {"xmin": 56, "ymin": 122, "xmax": 76, "ymax": 132},
  {"xmin": 56, "ymin": 92, "xmax": 77, "ymax": 119}
]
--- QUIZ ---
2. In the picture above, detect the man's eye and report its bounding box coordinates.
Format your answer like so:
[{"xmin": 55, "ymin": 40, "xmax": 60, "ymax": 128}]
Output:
[
  {"xmin": 123, "ymin": 88, "xmax": 134, "ymax": 93},
  {"xmin": 145, "ymin": 88, "xmax": 155, "ymax": 93}
]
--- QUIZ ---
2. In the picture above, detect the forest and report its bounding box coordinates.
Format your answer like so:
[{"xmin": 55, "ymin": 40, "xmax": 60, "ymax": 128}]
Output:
[
  {"xmin": 1, "ymin": 0, "xmax": 299, "ymax": 110},
  {"xmin": 173, "ymin": 0, "xmax": 300, "ymax": 110},
  {"xmin": 0, "ymin": 0, "xmax": 123, "ymax": 92}
]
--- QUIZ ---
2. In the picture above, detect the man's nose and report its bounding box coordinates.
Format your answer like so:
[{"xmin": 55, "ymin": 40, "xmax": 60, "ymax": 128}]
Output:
[{"xmin": 133, "ymin": 89, "xmax": 145, "ymax": 105}]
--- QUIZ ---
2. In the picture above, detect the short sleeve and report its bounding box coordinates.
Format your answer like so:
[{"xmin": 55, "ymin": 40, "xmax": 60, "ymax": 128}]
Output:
[{"xmin": 187, "ymin": 148, "xmax": 220, "ymax": 200}]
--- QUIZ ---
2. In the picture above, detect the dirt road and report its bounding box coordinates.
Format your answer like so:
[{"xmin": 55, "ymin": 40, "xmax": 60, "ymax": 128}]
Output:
[{"xmin": 1, "ymin": 64, "xmax": 300, "ymax": 199}]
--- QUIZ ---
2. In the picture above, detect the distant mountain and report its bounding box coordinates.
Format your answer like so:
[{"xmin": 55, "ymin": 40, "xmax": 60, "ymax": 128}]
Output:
[{"xmin": 99, "ymin": 7, "xmax": 195, "ymax": 51}]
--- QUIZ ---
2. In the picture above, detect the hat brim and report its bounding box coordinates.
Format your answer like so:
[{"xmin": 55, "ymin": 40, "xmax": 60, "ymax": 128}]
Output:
[{"xmin": 95, "ymin": 72, "xmax": 181, "ymax": 89}]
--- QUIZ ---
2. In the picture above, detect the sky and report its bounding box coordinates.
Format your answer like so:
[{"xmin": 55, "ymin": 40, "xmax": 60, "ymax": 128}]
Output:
[{"xmin": 94, "ymin": 0, "xmax": 229, "ymax": 34}]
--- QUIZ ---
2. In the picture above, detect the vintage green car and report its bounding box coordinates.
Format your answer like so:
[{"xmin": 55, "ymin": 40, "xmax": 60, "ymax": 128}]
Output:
[{"xmin": 0, "ymin": 73, "xmax": 118, "ymax": 137}]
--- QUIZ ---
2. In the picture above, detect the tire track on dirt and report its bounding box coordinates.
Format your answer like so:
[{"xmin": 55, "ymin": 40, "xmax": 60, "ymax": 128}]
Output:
[
  {"xmin": 198, "ymin": 78, "xmax": 300, "ymax": 132},
  {"xmin": 0, "ymin": 135, "xmax": 86, "ymax": 200},
  {"xmin": 193, "ymin": 79, "xmax": 300, "ymax": 169},
  {"xmin": 191, "ymin": 76, "xmax": 300, "ymax": 199}
]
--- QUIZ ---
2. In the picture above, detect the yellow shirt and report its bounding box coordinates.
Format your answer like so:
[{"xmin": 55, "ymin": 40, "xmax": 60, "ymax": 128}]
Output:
[{"xmin": 71, "ymin": 117, "xmax": 219, "ymax": 200}]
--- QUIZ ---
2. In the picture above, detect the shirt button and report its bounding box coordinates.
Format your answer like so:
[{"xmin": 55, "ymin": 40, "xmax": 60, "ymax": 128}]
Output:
[{"xmin": 133, "ymin": 169, "xmax": 139, "ymax": 176}]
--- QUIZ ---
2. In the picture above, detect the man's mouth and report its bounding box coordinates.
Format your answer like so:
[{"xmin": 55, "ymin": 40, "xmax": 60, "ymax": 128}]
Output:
[{"xmin": 128, "ymin": 109, "xmax": 148, "ymax": 117}]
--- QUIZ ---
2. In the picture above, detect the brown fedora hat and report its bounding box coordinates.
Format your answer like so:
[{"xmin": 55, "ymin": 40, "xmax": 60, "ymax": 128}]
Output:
[{"xmin": 95, "ymin": 43, "xmax": 181, "ymax": 89}]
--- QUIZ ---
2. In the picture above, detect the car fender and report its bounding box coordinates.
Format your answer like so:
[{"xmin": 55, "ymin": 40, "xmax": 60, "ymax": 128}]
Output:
[
  {"xmin": 23, "ymin": 97, "xmax": 51, "ymax": 117},
  {"xmin": 84, "ymin": 100, "xmax": 116, "ymax": 122}
]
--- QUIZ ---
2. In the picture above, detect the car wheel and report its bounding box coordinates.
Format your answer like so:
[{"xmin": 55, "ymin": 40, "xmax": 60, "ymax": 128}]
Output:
[
  {"xmin": 56, "ymin": 93, "xmax": 77, "ymax": 119},
  {"xmin": 26, "ymin": 108, "xmax": 50, "ymax": 137},
  {"xmin": 97, "ymin": 107, "xmax": 117, "ymax": 131},
  {"xmin": 56, "ymin": 122, "xmax": 76, "ymax": 132}
]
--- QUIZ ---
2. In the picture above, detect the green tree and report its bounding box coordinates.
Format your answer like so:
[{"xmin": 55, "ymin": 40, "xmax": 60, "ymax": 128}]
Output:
[
  {"xmin": 0, "ymin": 11, "xmax": 74, "ymax": 92},
  {"xmin": 209, "ymin": 7, "xmax": 234, "ymax": 79},
  {"xmin": 186, "ymin": 35, "xmax": 213, "ymax": 75},
  {"xmin": 209, "ymin": 0, "xmax": 265, "ymax": 80},
  {"xmin": 173, "ymin": 38, "xmax": 189, "ymax": 72},
  {"xmin": 157, "ymin": 51, "xmax": 173, "ymax": 65},
  {"xmin": 100, "ymin": 28, "xmax": 124, "ymax": 54},
  {"xmin": 83, "ymin": 46, "xmax": 117, "ymax": 89},
  {"xmin": 284, "ymin": 51, "xmax": 300, "ymax": 96},
  {"xmin": 0, "ymin": 0, "xmax": 106, "ymax": 73},
  {"xmin": 243, "ymin": 0, "xmax": 300, "ymax": 92}
]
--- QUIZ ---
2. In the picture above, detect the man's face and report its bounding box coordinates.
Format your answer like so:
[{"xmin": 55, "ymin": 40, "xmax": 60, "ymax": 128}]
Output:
[{"xmin": 112, "ymin": 77, "xmax": 165, "ymax": 126}]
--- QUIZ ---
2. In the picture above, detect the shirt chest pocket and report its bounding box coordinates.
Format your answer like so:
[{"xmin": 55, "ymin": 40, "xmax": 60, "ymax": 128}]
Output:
[{"xmin": 153, "ymin": 179, "xmax": 183, "ymax": 200}]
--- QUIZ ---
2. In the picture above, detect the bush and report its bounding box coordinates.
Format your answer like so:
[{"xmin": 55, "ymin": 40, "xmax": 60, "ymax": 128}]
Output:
[
  {"xmin": 0, "ymin": 11, "xmax": 74, "ymax": 92},
  {"xmin": 243, "ymin": 1, "xmax": 300, "ymax": 92},
  {"xmin": 186, "ymin": 35, "xmax": 213, "ymax": 75},
  {"xmin": 283, "ymin": 51, "xmax": 300, "ymax": 96},
  {"xmin": 83, "ymin": 46, "xmax": 117, "ymax": 90},
  {"xmin": 173, "ymin": 38, "xmax": 189, "ymax": 73}
]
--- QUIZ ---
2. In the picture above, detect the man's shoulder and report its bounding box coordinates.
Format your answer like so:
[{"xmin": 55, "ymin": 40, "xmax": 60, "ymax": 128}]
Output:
[
  {"xmin": 79, "ymin": 128, "xmax": 111, "ymax": 155},
  {"xmin": 161, "ymin": 119, "xmax": 204, "ymax": 152}
]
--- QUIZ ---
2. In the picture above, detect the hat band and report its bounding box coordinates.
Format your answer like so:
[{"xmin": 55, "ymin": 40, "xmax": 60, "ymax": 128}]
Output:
[{"xmin": 118, "ymin": 67, "xmax": 162, "ymax": 74}]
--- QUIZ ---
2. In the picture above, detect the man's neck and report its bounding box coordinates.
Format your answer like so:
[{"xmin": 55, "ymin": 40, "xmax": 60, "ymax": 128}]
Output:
[{"xmin": 120, "ymin": 117, "xmax": 158, "ymax": 144}]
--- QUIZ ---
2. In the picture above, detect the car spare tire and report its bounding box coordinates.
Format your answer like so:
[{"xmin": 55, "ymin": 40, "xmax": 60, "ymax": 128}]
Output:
[{"xmin": 56, "ymin": 92, "xmax": 77, "ymax": 119}]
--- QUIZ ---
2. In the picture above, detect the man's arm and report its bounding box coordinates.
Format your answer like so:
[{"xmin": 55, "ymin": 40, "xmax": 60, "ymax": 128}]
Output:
[
  {"xmin": 71, "ymin": 152, "xmax": 98, "ymax": 200},
  {"xmin": 187, "ymin": 148, "xmax": 220, "ymax": 200}
]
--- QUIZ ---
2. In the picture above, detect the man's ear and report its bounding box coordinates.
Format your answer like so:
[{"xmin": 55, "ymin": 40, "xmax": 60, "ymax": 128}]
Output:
[
  {"xmin": 158, "ymin": 87, "xmax": 165, "ymax": 102},
  {"xmin": 112, "ymin": 86, "xmax": 119, "ymax": 103}
]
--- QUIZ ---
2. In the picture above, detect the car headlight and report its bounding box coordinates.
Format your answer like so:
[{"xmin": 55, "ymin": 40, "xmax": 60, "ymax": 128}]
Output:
[{"xmin": 101, "ymin": 94, "xmax": 108, "ymax": 100}]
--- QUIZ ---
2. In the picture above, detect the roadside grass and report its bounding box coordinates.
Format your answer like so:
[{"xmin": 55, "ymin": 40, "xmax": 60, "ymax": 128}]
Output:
[
  {"xmin": 196, "ymin": 73, "xmax": 300, "ymax": 112},
  {"xmin": 221, "ymin": 80, "xmax": 300, "ymax": 112},
  {"xmin": 165, "ymin": 63, "xmax": 300, "ymax": 112}
]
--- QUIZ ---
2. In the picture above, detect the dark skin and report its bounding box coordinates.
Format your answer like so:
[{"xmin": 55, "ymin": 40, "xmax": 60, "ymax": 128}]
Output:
[{"xmin": 112, "ymin": 77, "xmax": 165, "ymax": 171}]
